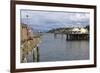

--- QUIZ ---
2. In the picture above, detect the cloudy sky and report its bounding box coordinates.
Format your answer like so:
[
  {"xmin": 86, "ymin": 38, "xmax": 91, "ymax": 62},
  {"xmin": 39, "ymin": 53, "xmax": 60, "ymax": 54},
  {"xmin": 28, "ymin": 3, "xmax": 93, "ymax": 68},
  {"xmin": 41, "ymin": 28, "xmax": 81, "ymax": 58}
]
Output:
[{"xmin": 21, "ymin": 10, "xmax": 90, "ymax": 32}]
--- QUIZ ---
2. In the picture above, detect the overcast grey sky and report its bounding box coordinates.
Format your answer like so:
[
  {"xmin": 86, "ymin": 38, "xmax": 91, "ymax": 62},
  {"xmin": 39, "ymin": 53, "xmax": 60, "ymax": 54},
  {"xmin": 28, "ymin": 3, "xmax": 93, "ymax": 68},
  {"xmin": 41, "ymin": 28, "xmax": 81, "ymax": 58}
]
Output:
[{"xmin": 21, "ymin": 10, "xmax": 90, "ymax": 32}]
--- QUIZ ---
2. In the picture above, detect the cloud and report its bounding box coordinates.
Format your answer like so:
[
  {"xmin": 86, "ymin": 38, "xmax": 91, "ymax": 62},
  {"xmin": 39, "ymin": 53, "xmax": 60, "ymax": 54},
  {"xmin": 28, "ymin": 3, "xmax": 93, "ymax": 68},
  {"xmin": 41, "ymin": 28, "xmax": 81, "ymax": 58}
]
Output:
[
  {"xmin": 21, "ymin": 10, "xmax": 90, "ymax": 32},
  {"xmin": 69, "ymin": 13, "xmax": 89, "ymax": 22}
]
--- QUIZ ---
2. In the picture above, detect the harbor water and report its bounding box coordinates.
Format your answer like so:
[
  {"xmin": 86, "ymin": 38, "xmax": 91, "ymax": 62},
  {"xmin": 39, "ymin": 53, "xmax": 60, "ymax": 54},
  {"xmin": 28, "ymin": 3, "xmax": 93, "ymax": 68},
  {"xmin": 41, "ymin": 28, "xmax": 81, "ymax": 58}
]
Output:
[{"xmin": 27, "ymin": 33, "xmax": 89, "ymax": 62}]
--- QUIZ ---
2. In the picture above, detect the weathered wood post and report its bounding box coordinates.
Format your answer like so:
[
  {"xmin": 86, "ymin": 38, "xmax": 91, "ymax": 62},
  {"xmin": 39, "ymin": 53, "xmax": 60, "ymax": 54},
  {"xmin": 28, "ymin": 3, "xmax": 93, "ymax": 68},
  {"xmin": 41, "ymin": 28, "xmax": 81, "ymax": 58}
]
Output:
[{"xmin": 33, "ymin": 46, "xmax": 39, "ymax": 62}]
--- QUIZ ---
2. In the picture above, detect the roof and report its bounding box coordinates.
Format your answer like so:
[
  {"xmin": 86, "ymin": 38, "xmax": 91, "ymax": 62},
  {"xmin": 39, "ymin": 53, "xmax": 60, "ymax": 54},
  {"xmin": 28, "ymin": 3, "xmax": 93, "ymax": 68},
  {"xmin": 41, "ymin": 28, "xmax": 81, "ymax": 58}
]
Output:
[{"xmin": 72, "ymin": 28, "xmax": 80, "ymax": 31}]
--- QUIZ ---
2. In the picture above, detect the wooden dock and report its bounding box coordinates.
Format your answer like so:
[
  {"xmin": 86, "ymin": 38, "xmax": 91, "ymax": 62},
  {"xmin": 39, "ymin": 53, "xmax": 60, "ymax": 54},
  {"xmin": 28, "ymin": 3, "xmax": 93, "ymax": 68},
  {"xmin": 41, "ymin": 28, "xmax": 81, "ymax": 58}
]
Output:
[
  {"xmin": 66, "ymin": 33, "xmax": 89, "ymax": 41},
  {"xmin": 21, "ymin": 37, "xmax": 41, "ymax": 63},
  {"xmin": 54, "ymin": 32, "xmax": 89, "ymax": 41}
]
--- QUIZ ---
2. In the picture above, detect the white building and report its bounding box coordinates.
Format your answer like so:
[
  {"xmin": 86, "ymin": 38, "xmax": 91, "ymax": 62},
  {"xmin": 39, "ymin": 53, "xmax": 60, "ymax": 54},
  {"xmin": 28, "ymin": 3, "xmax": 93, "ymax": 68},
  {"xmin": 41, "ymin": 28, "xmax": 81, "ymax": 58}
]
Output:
[{"xmin": 71, "ymin": 27, "xmax": 88, "ymax": 34}]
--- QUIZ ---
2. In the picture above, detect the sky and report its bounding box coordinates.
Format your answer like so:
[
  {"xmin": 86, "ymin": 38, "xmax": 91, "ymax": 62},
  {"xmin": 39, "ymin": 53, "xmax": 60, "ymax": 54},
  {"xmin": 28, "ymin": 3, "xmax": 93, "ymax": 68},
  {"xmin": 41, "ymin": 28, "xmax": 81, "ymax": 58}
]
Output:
[{"xmin": 21, "ymin": 10, "xmax": 90, "ymax": 32}]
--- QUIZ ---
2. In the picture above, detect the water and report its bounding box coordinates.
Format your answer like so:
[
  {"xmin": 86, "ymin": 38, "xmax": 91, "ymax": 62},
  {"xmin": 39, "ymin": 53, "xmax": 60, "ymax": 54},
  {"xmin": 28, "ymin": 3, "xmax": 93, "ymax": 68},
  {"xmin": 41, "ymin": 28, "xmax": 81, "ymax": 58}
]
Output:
[{"xmin": 27, "ymin": 33, "xmax": 89, "ymax": 62}]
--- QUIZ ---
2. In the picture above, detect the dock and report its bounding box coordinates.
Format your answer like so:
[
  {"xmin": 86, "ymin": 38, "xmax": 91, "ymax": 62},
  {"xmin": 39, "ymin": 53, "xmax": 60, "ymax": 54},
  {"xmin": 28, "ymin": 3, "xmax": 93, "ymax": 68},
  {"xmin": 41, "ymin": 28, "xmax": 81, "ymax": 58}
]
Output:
[
  {"xmin": 54, "ymin": 33, "xmax": 89, "ymax": 41},
  {"xmin": 66, "ymin": 33, "xmax": 89, "ymax": 40}
]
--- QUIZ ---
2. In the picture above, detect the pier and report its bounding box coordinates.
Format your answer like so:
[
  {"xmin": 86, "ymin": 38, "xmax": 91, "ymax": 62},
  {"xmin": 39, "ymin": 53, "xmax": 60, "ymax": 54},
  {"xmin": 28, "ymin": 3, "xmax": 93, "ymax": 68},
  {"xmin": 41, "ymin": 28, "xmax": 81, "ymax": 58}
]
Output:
[
  {"xmin": 54, "ymin": 33, "xmax": 89, "ymax": 41},
  {"xmin": 53, "ymin": 27, "xmax": 89, "ymax": 41},
  {"xmin": 66, "ymin": 33, "xmax": 89, "ymax": 40},
  {"xmin": 21, "ymin": 24, "xmax": 41, "ymax": 63},
  {"xmin": 21, "ymin": 39, "xmax": 40, "ymax": 63}
]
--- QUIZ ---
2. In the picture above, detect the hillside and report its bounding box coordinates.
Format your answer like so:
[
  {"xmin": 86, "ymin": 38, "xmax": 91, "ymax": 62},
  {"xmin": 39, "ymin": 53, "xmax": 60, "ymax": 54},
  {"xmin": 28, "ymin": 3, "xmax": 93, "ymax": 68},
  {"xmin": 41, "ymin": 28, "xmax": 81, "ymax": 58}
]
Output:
[
  {"xmin": 47, "ymin": 25, "xmax": 89, "ymax": 33},
  {"xmin": 47, "ymin": 28, "xmax": 73, "ymax": 33}
]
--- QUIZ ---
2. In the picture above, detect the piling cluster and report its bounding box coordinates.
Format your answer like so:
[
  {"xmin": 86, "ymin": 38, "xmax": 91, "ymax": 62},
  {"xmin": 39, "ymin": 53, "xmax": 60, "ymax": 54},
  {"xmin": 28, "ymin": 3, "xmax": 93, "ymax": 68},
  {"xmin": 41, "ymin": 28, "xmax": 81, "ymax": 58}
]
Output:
[{"xmin": 21, "ymin": 24, "xmax": 41, "ymax": 63}]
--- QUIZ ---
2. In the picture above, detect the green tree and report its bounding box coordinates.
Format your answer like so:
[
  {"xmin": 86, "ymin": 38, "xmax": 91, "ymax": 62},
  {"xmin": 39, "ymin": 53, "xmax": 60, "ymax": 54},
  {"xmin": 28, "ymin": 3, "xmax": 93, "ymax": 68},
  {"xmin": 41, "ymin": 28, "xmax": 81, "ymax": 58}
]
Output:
[{"xmin": 85, "ymin": 25, "xmax": 89, "ymax": 31}]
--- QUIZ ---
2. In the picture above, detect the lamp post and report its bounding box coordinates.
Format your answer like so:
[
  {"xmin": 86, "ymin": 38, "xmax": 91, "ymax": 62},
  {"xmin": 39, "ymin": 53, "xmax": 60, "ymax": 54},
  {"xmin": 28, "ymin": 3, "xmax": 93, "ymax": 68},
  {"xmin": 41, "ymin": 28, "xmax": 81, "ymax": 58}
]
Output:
[{"xmin": 26, "ymin": 14, "xmax": 29, "ymax": 25}]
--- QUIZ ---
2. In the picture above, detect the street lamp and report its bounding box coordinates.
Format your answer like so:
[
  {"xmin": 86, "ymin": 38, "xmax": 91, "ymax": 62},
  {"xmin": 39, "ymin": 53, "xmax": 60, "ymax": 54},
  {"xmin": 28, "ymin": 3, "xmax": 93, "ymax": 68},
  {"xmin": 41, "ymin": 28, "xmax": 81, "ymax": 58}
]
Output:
[{"xmin": 26, "ymin": 14, "xmax": 29, "ymax": 25}]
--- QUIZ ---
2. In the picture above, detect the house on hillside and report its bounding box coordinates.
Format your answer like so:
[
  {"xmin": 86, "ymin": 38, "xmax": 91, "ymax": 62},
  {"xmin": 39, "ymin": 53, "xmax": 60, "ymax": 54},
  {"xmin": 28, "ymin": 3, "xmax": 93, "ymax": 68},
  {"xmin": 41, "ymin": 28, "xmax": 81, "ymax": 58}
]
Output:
[{"xmin": 70, "ymin": 27, "xmax": 88, "ymax": 34}]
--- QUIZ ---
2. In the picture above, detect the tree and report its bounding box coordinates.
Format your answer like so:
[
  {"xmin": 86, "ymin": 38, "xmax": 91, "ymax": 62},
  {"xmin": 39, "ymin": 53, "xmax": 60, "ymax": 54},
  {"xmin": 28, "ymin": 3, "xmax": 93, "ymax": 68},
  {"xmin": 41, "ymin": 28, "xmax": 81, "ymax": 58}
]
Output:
[{"xmin": 85, "ymin": 25, "xmax": 89, "ymax": 31}]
